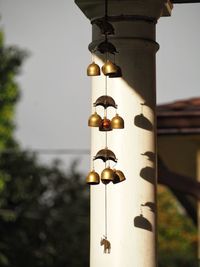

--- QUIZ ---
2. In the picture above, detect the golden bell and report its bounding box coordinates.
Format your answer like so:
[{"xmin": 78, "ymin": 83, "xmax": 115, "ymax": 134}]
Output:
[
  {"xmin": 87, "ymin": 62, "xmax": 100, "ymax": 76},
  {"xmin": 112, "ymin": 169, "xmax": 126, "ymax": 184},
  {"xmin": 102, "ymin": 60, "xmax": 118, "ymax": 76},
  {"xmin": 101, "ymin": 167, "xmax": 115, "ymax": 184},
  {"xmin": 88, "ymin": 112, "xmax": 102, "ymax": 127},
  {"xmin": 86, "ymin": 170, "xmax": 100, "ymax": 185},
  {"xmin": 111, "ymin": 114, "xmax": 124, "ymax": 129},
  {"xmin": 109, "ymin": 65, "xmax": 122, "ymax": 78}
]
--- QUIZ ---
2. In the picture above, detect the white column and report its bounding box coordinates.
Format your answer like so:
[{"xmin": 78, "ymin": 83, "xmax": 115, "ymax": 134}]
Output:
[
  {"xmin": 197, "ymin": 150, "xmax": 200, "ymax": 267},
  {"xmin": 75, "ymin": 1, "xmax": 172, "ymax": 266}
]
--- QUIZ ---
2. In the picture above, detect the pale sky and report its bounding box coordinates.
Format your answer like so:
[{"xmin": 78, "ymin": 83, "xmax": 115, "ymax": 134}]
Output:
[{"xmin": 0, "ymin": 0, "xmax": 200, "ymax": 171}]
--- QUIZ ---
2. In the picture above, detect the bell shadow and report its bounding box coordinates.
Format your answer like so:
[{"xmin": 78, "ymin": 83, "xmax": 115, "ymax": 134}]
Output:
[
  {"xmin": 141, "ymin": 202, "xmax": 156, "ymax": 213},
  {"xmin": 141, "ymin": 151, "xmax": 156, "ymax": 163},
  {"xmin": 140, "ymin": 166, "xmax": 155, "ymax": 184},
  {"xmin": 134, "ymin": 214, "xmax": 152, "ymax": 232},
  {"xmin": 134, "ymin": 114, "xmax": 153, "ymax": 131}
]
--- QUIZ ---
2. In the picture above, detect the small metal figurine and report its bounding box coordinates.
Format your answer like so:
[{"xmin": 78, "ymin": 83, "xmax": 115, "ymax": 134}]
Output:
[{"xmin": 100, "ymin": 237, "xmax": 111, "ymax": 254}]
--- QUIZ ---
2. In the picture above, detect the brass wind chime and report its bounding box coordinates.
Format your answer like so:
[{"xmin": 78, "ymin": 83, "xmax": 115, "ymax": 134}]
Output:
[{"xmin": 86, "ymin": 0, "xmax": 126, "ymax": 254}]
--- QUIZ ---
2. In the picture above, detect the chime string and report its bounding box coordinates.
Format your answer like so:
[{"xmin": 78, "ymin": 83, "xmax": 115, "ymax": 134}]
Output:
[
  {"xmin": 105, "ymin": 0, "xmax": 108, "ymax": 19},
  {"xmin": 104, "ymin": 184, "xmax": 108, "ymax": 238},
  {"xmin": 105, "ymin": 75, "xmax": 108, "ymax": 148},
  {"xmin": 104, "ymin": 52, "xmax": 108, "ymax": 239},
  {"xmin": 104, "ymin": 0, "xmax": 108, "ymax": 240}
]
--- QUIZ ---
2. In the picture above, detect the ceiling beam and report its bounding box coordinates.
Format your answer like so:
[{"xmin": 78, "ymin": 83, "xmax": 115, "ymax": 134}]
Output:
[{"xmin": 172, "ymin": 0, "xmax": 200, "ymax": 3}]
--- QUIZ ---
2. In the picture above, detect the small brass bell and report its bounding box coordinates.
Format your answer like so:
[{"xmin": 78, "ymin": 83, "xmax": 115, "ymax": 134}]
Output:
[
  {"xmin": 101, "ymin": 167, "xmax": 115, "ymax": 184},
  {"xmin": 113, "ymin": 169, "xmax": 126, "ymax": 184},
  {"xmin": 87, "ymin": 62, "xmax": 100, "ymax": 76},
  {"xmin": 109, "ymin": 65, "xmax": 122, "ymax": 78},
  {"xmin": 111, "ymin": 114, "xmax": 124, "ymax": 129},
  {"xmin": 102, "ymin": 60, "xmax": 118, "ymax": 76},
  {"xmin": 86, "ymin": 170, "xmax": 100, "ymax": 185},
  {"xmin": 88, "ymin": 112, "xmax": 102, "ymax": 127},
  {"xmin": 99, "ymin": 117, "xmax": 112, "ymax": 131}
]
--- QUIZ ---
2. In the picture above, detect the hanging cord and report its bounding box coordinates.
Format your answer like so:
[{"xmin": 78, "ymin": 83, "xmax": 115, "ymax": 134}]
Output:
[
  {"xmin": 105, "ymin": 0, "xmax": 108, "ymax": 18},
  {"xmin": 104, "ymin": 184, "xmax": 108, "ymax": 239},
  {"xmin": 105, "ymin": 0, "xmax": 108, "ymax": 42},
  {"xmin": 141, "ymin": 102, "xmax": 144, "ymax": 114},
  {"xmin": 105, "ymin": 75, "xmax": 108, "ymax": 148},
  {"xmin": 103, "ymin": 0, "xmax": 109, "ymax": 242}
]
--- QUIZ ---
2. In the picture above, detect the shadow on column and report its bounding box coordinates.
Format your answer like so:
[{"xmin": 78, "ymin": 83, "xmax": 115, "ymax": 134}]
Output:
[
  {"xmin": 133, "ymin": 214, "xmax": 152, "ymax": 232},
  {"xmin": 141, "ymin": 202, "xmax": 156, "ymax": 213},
  {"xmin": 141, "ymin": 151, "xmax": 156, "ymax": 163},
  {"xmin": 134, "ymin": 113, "xmax": 153, "ymax": 131},
  {"xmin": 140, "ymin": 166, "xmax": 155, "ymax": 184}
]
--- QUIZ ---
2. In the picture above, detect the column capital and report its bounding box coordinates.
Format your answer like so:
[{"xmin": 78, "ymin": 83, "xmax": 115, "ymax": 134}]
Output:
[{"xmin": 75, "ymin": 0, "xmax": 173, "ymax": 22}]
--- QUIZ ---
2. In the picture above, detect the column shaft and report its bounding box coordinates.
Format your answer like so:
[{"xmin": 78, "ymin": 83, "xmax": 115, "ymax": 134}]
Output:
[{"xmin": 90, "ymin": 19, "xmax": 158, "ymax": 267}]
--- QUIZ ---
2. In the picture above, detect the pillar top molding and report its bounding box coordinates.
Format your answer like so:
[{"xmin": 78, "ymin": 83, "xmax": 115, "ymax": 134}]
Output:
[{"xmin": 75, "ymin": 0, "xmax": 173, "ymax": 22}]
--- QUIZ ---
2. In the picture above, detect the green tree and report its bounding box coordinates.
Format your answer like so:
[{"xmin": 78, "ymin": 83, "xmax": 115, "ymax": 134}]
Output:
[
  {"xmin": 0, "ymin": 28, "xmax": 27, "ymax": 211},
  {"xmin": 0, "ymin": 28, "xmax": 90, "ymax": 266},
  {"xmin": 0, "ymin": 150, "xmax": 89, "ymax": 267},
  {"xmin": 0, "ymin": 30, "xmax": 26, "ymax": 150},
  {"xmin": 158, "ymin": 185, "xmax": 198, "ymax": 267}
]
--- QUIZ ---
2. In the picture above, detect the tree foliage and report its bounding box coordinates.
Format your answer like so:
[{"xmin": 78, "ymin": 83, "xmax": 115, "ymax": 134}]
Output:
[
  {"xmin": 158, "ymin": 185, "xmax": 198, "ymax": 267},
  {"xmin": 0, "ymin": 151, "xmax": 89, "ymax": 267},
  {"xmin": 0, "ymin": 28, "xmax": 90, "ymax": 266},
  {"xmin": 0, "ymin": 30, "xmax": 26, "ymax": 150}
]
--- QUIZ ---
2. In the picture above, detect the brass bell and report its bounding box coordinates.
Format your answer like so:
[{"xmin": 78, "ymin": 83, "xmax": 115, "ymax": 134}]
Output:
[
  {"xmin": 99, "ymin": 117, "xmax": 112, "ymax": 131},
  {"xmin": 113, "ymin": 169, "xmax": 126, "ymax": 184},
  {"xmin": 111, "ymin": 114, "xmax": 124, "ymax": 129},
  {"xmin": 86, "ymin": 170, "xmax": 100, "ymax": 185},
  {"xmin": 102, "ymin": 60, "xmax": 118, "ymax": 76},
  {"xmin": 87, "ymin": 62, "xmax": 100, "ymax": 76},
  {"xmin": 88, "ymin": 112, "xmax": 102, "ymax": 127},
  {"xmin": 109, "ymin": 65, "xmax": 122, "ymax": 78},
  {"xmin": 101, "ymin": 167, "xmax": 115, "ymax": 184}
]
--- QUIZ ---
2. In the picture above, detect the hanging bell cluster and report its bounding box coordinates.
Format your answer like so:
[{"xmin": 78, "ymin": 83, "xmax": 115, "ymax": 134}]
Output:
[
  {"xmin": 87, "ymin": 15, "xmax": 122, "ymax": 78},
  {"xmin": 86, "ymin": 148, "xmax": 126, "ymax": 185},
  {"xmin": 86, "ymin": 10, "xmax": 126, "ymax": 186},
  {"xmin": 87, "ymin": 58, "xmax": 122, "ymax": 78},
  {"xmin": 88, "ymin": 95, "xmax": 124, "ymax": 131}
]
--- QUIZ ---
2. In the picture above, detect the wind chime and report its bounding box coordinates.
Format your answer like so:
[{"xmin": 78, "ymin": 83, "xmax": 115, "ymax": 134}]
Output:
[{"xmin": 86, "ymin": 0, "xmax": 126, "ymax": 254}]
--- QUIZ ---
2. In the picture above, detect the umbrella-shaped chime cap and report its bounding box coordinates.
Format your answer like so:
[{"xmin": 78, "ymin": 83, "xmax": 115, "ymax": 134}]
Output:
[
  {"xmin": 94, "ymin": 95, "xmax": 117, "ymax": 109},
  {"xmin": 94, "ymin": 148, "xmax": 117, "ymax": 163},
  {"xmin": 97, "ymin": 41, "xmax": 118, "ymax": 54}
]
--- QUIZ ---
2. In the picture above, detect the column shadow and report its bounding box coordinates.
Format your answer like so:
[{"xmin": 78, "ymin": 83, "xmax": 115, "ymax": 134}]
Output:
[
  {"xmin": 134, "ymin": 214, "xmax": 152, "ymax": 232},
  {"xmin": 140, "ymin": 166, "xmax": 155, "ymax": 184},
  {"xmin": 141, "ymin": 151, "xmax": 155, "ymax": 163},
  {"xmin": 141, "ymin": 202, "xmax": 156, "ymax": 213},
  {"xmin": 134, "ymin": 114, "xmax": 153, "ymax": 131}
]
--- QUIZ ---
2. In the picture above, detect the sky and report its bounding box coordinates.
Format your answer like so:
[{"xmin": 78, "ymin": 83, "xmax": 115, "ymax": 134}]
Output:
[{"xmin": 0, "ymin": 0, "xmax": 200, "ymax": 171}]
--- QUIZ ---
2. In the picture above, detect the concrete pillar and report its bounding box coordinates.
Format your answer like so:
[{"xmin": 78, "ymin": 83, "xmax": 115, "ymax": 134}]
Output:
[{"xmin": 75, "ymin": 1, "xmax": 172, "ymax": 266}]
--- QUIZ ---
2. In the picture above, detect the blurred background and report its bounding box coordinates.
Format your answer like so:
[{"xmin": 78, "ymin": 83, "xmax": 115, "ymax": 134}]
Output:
[{"xmin": 0, "ymin": 1, "xmax": 199, "ymax": 266}]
